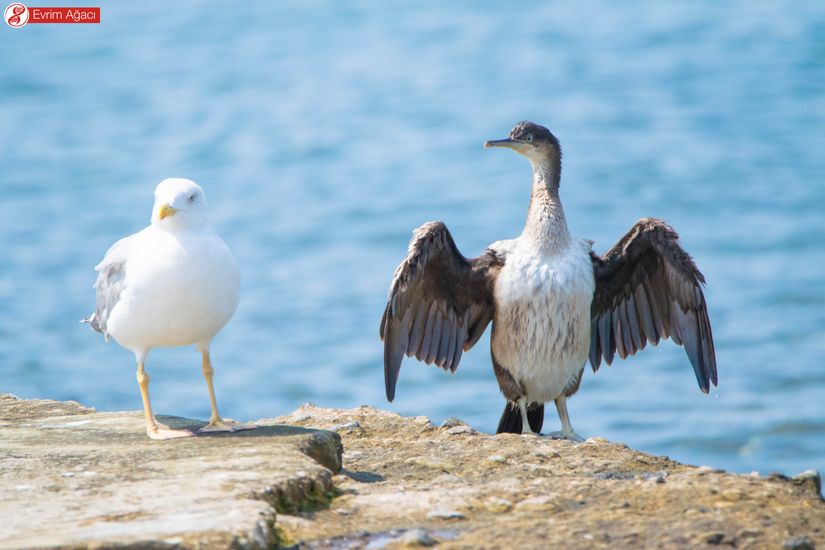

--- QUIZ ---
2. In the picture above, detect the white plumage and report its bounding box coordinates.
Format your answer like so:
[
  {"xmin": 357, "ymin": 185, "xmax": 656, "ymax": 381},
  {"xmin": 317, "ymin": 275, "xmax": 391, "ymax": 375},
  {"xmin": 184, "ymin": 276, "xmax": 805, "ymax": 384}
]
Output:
[
  {"xmin": 86, "ymin": 178, "xmax": 250, "ymax": 440},
  {"xmin": 102, "ymin": 223, "xmax": 239, "ymax": 351}
]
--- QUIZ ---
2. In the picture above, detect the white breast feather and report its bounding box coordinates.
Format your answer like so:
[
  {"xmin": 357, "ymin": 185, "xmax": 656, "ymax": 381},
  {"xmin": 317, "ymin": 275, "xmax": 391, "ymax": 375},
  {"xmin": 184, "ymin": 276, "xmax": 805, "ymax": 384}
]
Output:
[
  {"xmin": 105, "ymin": 227, "xmax": 240, "ymax": 352},
  {"xmin": 492, "ymin": 239, "xmax": 595, "ymax": 403}
]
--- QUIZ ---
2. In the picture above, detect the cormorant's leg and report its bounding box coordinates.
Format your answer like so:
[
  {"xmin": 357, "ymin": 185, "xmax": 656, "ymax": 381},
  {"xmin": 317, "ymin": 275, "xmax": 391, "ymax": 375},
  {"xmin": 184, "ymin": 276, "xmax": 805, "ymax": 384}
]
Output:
[
  {"xmin": 136, "ymin": 359, "xmax": 193, "ymax": 440},
  {"xmin": 197, "ymin": 350, "xmax": 256, "ymax": 434},
  {"xmin": 546, "ymin": 394, "xmax": 585, "ymax": 442},
  {"xmin": 517, "ymin": 397, "xmax": 539, "ymax": 436}
]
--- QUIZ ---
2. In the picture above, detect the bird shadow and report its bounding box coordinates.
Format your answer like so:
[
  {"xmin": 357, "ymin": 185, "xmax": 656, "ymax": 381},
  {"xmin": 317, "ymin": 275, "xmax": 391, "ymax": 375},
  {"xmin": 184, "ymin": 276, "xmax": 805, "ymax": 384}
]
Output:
[
  {"xmin": 340, "ymin": 468, "xmax": 385, "ymax": 483},
  {"xmin": 155, "ymin": 415, "xmax": 331, "ymax": 439}
]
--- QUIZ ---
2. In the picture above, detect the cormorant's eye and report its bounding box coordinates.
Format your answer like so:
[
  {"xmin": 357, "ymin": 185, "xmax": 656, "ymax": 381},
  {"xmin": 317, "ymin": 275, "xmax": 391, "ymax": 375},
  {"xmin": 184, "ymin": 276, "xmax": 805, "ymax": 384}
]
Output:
[{"xmin": 525, "ymin": 133, "xmax": 534, "ymax": 143}]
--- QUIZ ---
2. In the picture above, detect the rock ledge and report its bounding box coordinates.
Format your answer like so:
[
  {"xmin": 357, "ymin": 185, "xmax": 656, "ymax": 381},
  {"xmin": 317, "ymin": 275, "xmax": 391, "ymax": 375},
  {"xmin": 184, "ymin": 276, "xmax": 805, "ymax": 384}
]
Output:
[
  {"xmin": 2, "ymin": 396, "xmax": 823, "ymax": 549},
  {"xmin": 0, "ymin": 395, "xmax": 341, "ymax": 549}
]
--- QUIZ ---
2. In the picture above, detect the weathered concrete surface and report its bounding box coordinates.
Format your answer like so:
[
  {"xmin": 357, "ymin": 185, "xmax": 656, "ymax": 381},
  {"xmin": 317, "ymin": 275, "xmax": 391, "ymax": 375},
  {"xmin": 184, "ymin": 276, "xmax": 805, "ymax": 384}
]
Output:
[
  {"xmin": 0, "ymin": 394, "xmax": 342, "ymax": 549},
  {"xmin": 271, "ymin": 405, "xmax": 825, "ymax": 550},
  {"xmin": 2, "ymin": 396, "xmax": 823, "ymax": 549}
]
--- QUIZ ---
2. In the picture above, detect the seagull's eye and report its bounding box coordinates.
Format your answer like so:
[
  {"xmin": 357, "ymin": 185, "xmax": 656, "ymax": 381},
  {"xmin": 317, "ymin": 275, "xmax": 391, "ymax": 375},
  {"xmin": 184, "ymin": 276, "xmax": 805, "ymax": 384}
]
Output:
[
  {"xmin": 189, "ymin": 194, "xmax": 196, "ymax": 203},
  {"xmin": 525, "ymin": 133, "xmax": 534, "ymax": 143}
]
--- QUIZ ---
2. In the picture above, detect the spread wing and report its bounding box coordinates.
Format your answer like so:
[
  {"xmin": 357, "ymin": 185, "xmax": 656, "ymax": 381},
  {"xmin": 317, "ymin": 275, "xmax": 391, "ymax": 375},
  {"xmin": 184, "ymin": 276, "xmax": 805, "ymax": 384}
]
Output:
[
  {"xmin": 82, "ymin": 234, "xmax": 135, "ymax": 340},
  {"xmin": 380, "ymin": 221, "xmax": 503, "ymax": 401},
  {"xmin": 589, "ymin": 218, "xmax": 717, "ymax": 392}
]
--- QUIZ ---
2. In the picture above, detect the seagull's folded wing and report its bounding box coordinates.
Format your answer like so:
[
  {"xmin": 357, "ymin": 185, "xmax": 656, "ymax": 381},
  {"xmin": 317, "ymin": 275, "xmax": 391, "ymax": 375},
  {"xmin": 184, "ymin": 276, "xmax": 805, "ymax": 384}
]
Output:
[{"xmin": 87, "ymin": 233, "xmax": 137, "ymax": 339}]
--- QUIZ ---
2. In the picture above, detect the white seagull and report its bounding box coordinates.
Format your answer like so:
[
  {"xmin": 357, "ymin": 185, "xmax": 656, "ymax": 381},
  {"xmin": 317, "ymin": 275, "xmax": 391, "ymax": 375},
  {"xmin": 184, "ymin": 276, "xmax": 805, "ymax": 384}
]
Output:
[{"xmin": 84, "ymin": 178, "xmax": 251, "ymax": 440}]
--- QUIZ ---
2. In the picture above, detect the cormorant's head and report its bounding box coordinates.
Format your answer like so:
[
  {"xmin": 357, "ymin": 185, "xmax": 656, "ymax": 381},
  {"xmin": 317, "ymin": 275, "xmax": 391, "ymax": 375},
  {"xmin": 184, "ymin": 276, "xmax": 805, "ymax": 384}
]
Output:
[{"xmin": 484, "ymin": 121, "xmax": 561, "ymax": 164}]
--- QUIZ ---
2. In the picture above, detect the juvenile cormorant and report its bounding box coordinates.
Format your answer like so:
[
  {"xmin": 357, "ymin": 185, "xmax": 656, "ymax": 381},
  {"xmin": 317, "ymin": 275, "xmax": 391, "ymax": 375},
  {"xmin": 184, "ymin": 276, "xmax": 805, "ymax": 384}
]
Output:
[{"xmin": 380, "ymin": 122, "xmax": 717, "ymax": 440}]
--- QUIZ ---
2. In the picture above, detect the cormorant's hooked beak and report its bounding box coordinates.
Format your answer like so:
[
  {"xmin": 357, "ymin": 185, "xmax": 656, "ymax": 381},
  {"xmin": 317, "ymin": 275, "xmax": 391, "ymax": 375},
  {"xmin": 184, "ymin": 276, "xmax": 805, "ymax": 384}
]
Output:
[
  {"xmin": 158, "ymin": 204, "xmax": 178, "ymax": 220},
  {"xmin": 484, "ymin": 138, "xmax": 528, "ymax": 152}
]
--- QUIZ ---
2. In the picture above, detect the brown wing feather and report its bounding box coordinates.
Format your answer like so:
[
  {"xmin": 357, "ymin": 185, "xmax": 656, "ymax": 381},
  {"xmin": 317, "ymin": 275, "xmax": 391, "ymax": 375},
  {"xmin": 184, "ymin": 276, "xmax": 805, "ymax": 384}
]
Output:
[
  {"xmin": 381, "ymin": 221, "xmax": 502, "ymax": 401},
  {"xmin": 590, "ymin": 218, "xmax": 718, "ymax": 392}
]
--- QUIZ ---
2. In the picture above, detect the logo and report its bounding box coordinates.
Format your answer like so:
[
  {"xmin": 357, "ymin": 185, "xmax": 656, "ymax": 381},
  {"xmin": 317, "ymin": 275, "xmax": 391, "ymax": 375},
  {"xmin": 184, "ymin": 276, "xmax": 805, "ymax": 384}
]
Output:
[
  {"xmin": 4, "ymin": 4, "xmax": 100, "ymax": 27},
  {"xmin": 4, "ymin": 3, "xmax": 28, "ymax": 27}
]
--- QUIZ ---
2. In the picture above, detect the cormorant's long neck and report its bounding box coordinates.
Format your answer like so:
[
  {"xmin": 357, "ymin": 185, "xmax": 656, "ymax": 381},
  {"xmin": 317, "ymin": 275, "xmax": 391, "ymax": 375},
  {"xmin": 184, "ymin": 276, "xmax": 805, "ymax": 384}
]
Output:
[{"xmin": 522, "ymin": 154, "xmax": 571, "ymax": 253}]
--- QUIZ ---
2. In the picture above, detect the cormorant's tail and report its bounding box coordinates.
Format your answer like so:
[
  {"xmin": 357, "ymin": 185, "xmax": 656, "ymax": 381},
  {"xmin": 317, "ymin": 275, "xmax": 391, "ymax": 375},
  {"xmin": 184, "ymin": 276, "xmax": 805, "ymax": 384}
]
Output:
[{"xmin": 496, "ymin": 402, "xmax": 544, "ymax": 434}]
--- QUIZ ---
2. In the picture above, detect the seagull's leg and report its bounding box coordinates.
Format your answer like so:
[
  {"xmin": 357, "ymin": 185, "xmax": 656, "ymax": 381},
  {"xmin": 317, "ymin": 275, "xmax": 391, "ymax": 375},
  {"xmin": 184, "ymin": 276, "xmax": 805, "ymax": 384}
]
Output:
[
  {"xmin": 546, "ymin": 394, "xmax": 585, "ymax": 442},
  {"xmin": 197, "ymin": 350, "xmax": 256, "ymax": 434},
  {"xmin": 517, "ymin": 397, "xmax": 539, "ymax": 436},
  {"xmin": 136, "ymin": 359, "xmax": 193, "ymax": 440}
]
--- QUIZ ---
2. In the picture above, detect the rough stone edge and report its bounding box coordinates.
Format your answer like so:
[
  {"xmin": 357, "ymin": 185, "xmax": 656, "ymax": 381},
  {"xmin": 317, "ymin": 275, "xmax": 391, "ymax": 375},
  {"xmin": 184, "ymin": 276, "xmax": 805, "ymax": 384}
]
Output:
[
  {"xmin": 250, "ymin": 428, "xmax": 343, "ymax": 516},
  {"xmin": 2, "ymin": 397, "xmax": 344, "ymax": 550}
]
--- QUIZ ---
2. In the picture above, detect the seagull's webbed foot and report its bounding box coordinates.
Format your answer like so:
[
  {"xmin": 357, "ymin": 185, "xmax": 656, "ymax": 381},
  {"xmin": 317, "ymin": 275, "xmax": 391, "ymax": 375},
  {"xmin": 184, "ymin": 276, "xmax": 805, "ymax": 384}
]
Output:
[
  {"xmin": 198, "ymin": 351, "xmax": 256, "ymax": 435},
  {"xmin": 147, "ymin": 421, "xmax": 195, "ymax": 440},
  {"xmin": 545, "ymin": 430, "xmax": 585, "ymax": 443},
  {"xmin": 198, "ymin": 418, "xmax": 257, "ymax": 434},
  {"xmin": 137, "ymin": 362, "xmax": 195, "ymax": 441},
  {"xmin": 522, "ymin": 429, "xmax": 540, "ymax": 436}
]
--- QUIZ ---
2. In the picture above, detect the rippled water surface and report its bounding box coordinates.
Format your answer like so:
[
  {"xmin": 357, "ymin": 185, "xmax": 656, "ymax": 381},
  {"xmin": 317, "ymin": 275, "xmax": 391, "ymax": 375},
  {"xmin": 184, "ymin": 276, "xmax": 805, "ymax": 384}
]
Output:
[{"xmin": 1, "ymin": 2, "xmax": 824, "ymax": 476}]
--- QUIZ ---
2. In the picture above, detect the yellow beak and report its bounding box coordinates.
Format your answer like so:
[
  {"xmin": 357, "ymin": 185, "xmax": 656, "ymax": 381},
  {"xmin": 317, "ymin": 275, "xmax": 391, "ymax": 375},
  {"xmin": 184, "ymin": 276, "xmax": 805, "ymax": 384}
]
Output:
[{"xmin": 158, "ymin": 204, "xmax": 178, "ymax": 220}]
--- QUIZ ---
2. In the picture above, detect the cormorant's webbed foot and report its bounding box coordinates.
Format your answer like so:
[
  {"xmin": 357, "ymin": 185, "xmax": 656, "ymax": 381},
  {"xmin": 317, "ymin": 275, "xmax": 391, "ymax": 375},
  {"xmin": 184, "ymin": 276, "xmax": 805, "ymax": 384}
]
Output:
[{"xmin": 545, "ymin": 430, "xmax": 585, "ymax": 443}]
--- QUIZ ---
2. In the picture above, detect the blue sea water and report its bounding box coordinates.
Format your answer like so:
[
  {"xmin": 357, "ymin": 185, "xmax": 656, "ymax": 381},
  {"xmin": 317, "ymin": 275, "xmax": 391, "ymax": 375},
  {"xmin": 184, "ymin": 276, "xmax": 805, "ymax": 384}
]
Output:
[{"xmin": 1, "ymin": 1, "xmax": 823, "ymax": 477}]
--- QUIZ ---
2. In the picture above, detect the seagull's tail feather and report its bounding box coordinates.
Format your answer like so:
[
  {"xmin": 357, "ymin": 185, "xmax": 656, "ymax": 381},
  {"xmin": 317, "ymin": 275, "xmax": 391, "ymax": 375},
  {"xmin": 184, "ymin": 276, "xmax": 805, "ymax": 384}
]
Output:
[
  {"xmin": 80, "ymin": 314, "xmax": 103, "ymax": 335},
  {"xmin": 496, "ymin": 401, "xmax": 544, "ymax": 434}
]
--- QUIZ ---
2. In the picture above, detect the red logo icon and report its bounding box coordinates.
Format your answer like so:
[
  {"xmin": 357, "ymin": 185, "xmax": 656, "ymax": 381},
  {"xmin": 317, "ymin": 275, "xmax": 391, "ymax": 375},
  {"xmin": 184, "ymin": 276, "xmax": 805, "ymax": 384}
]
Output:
[
  {"xmin": 4, "ymin": 3, "xmax": 29, "ymax": 27},
  {"xmin": 4, "ymin": 4, "xmax": 100, "ymax": 26}
]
